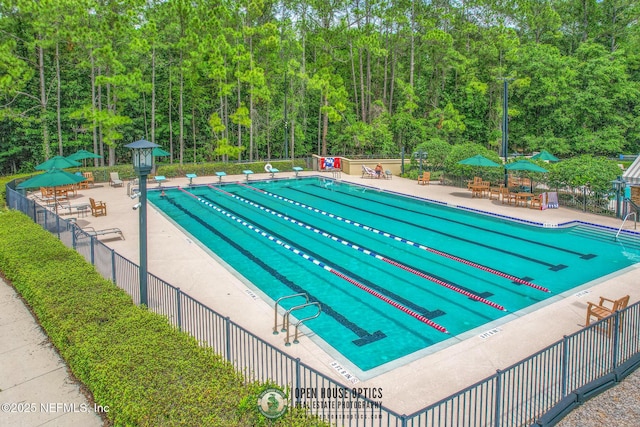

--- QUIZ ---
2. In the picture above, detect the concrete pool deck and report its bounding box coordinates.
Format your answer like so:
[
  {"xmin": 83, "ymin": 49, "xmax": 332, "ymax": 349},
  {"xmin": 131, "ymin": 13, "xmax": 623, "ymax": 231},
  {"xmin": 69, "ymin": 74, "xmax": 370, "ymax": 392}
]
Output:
[{"xmin": 25, "ymin": 171, "xmax": 640, "ymax": 415}]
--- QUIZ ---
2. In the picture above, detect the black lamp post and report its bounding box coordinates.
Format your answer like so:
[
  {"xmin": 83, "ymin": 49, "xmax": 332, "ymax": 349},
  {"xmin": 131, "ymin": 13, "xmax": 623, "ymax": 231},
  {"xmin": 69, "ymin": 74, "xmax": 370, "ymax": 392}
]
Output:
[
  {"xmin": 413, "ymin": 150, "xmax": 427, "ymax": 173},
  {"xmin": 499, "ymin": 78, "xmax": 512, "ymax": 187},
  {"xmin": 611, "ymin": 176, "xmax": 626, "ymax": 219},
  {"xmin": 283, "ymin": 75, "xmax": 288, "ymax": 160},
  {"xmin": 125, "ymin": 139, "xmax": 159, "ymax": 306}
]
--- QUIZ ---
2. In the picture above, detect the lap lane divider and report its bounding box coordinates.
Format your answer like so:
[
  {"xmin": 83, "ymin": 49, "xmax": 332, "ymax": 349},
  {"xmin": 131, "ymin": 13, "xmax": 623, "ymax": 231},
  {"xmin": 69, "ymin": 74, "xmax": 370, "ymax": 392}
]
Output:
[
  {"xmin": 200, "ymin": 194, "xmax": 445, "ymax": 321},
  {"xmin": 237, "ymin": 183, "xmax": 549, "ymax": 294},
  {"xmin": 178, "ymin": 187, "xmax": 449, "ymax": 334},
  {"xmin": 294, "ymin": 185, "xmax": 570, "ymax": 271},
  {"xmin": 209, "ymin": 185, "xmax": 507, "ymax": 311},
  {"xmin": 166, "ymin": 190, "xmax": 387, "ymax": 346},
  {"xmin": 310, "ymin": 183, "xmax": 596, "ymax": 261}
]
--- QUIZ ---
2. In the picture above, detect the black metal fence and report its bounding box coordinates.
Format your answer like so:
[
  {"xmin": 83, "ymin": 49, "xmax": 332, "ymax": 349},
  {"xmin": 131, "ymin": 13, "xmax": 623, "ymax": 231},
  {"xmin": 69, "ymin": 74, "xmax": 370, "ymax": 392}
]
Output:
[
  {"xmin": 6, "ymin": 182, "xmax": 639, "ymax": 427},
  {"xmin": 442, "ymin": 174, "xmax": 620, "ymax": 217}
]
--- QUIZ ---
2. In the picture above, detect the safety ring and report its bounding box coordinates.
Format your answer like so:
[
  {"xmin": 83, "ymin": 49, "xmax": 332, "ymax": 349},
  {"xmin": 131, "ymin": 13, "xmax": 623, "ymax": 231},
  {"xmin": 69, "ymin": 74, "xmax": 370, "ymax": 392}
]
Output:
[{"xmin": 264, "ymin": 163, "xmax": 272, "ymax": 172}]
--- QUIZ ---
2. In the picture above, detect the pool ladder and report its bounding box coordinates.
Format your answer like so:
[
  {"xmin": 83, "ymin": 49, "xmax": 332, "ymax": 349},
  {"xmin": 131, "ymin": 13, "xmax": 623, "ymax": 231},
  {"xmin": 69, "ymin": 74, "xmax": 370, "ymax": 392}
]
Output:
[{"xmin": 273, "ymin": 293, "xmax": 322, "ymax": 346}]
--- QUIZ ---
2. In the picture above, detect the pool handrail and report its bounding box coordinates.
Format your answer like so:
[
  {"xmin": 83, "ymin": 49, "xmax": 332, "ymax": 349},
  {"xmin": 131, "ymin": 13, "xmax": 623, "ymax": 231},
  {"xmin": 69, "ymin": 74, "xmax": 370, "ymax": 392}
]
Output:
[
  {"xmin": 616, "ymin": 211, "xmax": 637, "ymax": 240},
  {"xmin": 273, "ymin": 292, "xmax": 309, "ymax": 334},
  {"xmin": 285, "ymin": 302, "xmax": 322, "ymax": 346},
  {"xmin": 282, "ymin": 301, "xmax": 315, "ymax": 335}
]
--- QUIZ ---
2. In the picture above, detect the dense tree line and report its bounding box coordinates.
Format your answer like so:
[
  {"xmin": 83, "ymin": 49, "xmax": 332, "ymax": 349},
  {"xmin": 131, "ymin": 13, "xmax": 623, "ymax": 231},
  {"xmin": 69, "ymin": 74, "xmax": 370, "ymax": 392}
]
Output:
[{"xmin": 0, "ymin": 0, "xmax": 638, "ymax": 174}]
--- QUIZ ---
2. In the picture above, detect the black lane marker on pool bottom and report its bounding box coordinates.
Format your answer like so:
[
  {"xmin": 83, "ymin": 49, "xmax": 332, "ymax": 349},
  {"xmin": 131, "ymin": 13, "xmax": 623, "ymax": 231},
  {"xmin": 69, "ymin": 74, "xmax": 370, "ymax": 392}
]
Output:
[
  {"xmin": 199, "ymin": 194, "xmax": 445, "ymax": 321},
  {"xmin": 215, "ymin": 188, "xmax": 498, "ymax": 304},
  {"xmin": 286, "ymin": 186, "xmax": 568, "ymax": 271},
  {"xmin": 312, "ymin": 184, "xmax": 597, "ymax": 260},
  {"xmin": 165, "ymin": 196, "xmax": 386, "ymax": 346}
]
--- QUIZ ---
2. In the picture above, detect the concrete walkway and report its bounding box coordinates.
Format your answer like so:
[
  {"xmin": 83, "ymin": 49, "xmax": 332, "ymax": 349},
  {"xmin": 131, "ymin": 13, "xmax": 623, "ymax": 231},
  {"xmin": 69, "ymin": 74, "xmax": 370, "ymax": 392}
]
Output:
[{"xmin": 0, "ymin": 278, "xmax": 103, "ymax": 427}]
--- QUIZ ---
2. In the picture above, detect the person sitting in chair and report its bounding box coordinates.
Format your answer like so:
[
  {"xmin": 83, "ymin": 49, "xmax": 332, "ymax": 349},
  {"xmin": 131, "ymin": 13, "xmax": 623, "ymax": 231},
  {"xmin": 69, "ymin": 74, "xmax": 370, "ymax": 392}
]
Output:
[{"xmin": 374, "ymin": 163, "xmax": 383, "ymax": 179}]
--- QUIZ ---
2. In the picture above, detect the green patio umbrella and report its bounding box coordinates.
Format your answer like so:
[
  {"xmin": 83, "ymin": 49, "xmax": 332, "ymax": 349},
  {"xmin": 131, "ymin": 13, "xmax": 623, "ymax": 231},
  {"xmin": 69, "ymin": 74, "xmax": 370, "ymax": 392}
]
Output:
[
  {"xmin": 457, "ymin": 154, "xmax": 501, "ymax": 167},
  {"xmin": 153, "ymin": 147, "xmax": 171, "ymax": 157},
  {"xmin": 18, "ymin": 168, "xmax": 86, "ymax": 213},
  {"xmin": 457, "ymin": 154, "xmax": 501, "ymax": 182},
  {"xmin": 67, "ymin": 149, "xmax": 102, "ymax": 168},
  {"xmin": 67, "ymin": 149, "xmax": 102, "ymax": 161},
  {"xmin": 35, "ymin": 155, "xmax": 81, "ymax": 171},
  {"xmin": 505, "ymin": 160, "xmax": 548, "ymax": 192},
  {"xmin": 151, "ymin": 147, "xmax": 170, "ymax": 174},
  {"xmin": 531, "ymin": 150, "xmax": 559, "ymax": 162},
  {"xmin": 505, "ymin": 160, "xmax": 548, "ymax": 173}
]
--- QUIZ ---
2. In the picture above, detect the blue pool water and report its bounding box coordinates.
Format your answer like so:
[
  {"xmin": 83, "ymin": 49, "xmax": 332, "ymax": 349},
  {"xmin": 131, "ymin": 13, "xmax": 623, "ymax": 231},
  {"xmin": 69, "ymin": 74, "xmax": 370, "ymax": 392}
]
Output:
[{"xmin": 148, "ymin": 178, "xmax": 640, "ymax": 372}]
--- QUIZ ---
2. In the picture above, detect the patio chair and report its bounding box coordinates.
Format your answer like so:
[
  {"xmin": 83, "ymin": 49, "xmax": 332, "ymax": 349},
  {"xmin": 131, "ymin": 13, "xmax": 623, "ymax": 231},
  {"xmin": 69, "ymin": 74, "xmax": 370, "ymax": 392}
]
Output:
[
  {"xmin": 37, "ymin": 187, "xmax": 56, "ymax": 204},
  {"xmin": 501, "ymin": 187, "xmax": 517, "ymax": 205},
  {"xmin": 417, "ymin": 172, "xmax": 430, "ymax": 185},
  {"xmin": 109, "ymin": 172, "xmax": 123, "ymax": 187},
  {"xmin": 489, "ymin": 184, "xmax": 503, "ymax": 200},
  {"xmin": 467, "ymin": 176, "xmax": 482, "ymax": 190},
  {"xmin": 89, "ymin": 197, "xmax": 107, "ymax": 217},
  {"xmin": 82, "ymin": 172, "xmax": 95, "ymax": 187},
  {"xmin": 63, "ymin": 184, "xmax": 77, "ymax": 197},
  {"xmin": 586, "ymin": 295, "xmax": 630, "ymax": 327},
  {"xmin": 529, "ymin": 194, "xmax": 543, "ymax": 210},
  {"xmin": 480, "ymin": 181, "xmax": 490, "ymax": 196},
  {"xmin": 78, "ymin": 226, "xmax": 124, "ymax": 240},
  {"xmin": 56, "ymin": 200, "xmax": 90, "ymax": 217},
  {"xmin": 361, "ymin": 165, "xmax": 376, "ymax": 178}
]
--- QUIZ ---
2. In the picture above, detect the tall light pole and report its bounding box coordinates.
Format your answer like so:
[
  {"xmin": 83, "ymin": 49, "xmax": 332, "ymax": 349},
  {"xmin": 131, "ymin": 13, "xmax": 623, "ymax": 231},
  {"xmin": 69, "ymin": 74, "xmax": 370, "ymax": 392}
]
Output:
[
  {"xmin": 499, "ymin": 78, "xmax": 513, "ymax": 187},
  {"xmin": 284, "ymin": 72, "xmax": 288, "ymax": 159},
  {"xmin": 125, "ymin": 139, "xmax": 159, "ymax": 306},
  {"xmin": 280, "ymin": 1, "xmax": 289, "ymax": 160}
]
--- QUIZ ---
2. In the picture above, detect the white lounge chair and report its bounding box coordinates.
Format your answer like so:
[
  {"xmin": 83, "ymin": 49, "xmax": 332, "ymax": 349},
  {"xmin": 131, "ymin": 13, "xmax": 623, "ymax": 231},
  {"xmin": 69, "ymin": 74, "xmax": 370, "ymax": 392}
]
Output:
[
  {"xmin": 79, "ymin": 226, "xmax": 125, "ymax": 240},
  {"xmin": 361, "ymin": 165, "xmax": 377, "ymax": 178},
  {"xmin": 109, "ymin": 172, "xmax": 123, "ymax": 187},
  {"xmin": 55, "ymin": 200, "xmax": 91, "ymax": 217}
]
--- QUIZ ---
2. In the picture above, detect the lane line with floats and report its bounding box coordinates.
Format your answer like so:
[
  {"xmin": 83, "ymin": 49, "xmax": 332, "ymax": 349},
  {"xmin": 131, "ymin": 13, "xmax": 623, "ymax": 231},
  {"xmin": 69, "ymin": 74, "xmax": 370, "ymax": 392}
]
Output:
[
  {"xmin": 177, "ymin": 187, "xmax": 449, "ymax": 334},
  {"xmin": 236, "ymin": 183, "xmax": 549, "ymax": 293},
  {"xmin": 207, "ymin": 185, "xmax": 506, "ymax": 311}
]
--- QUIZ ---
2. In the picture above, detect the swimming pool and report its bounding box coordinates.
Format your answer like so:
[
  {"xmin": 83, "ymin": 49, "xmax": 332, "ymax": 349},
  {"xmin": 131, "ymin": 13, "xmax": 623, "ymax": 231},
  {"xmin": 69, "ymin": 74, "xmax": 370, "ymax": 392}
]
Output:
[{"xmin": 148, "ymin": 178, "xmax": 640, "ymax": 372}]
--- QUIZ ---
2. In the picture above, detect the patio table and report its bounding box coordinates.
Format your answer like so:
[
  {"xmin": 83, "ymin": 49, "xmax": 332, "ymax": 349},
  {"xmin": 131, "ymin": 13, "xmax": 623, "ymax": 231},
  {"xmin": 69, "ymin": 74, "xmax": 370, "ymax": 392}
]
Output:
[
  {"xmin": 515, "ymin": 192, "xmax": 533, "ymax": 207},
  {"xmin": 469, "ymin": 183, "xmax": 489, "ymax": 198}
]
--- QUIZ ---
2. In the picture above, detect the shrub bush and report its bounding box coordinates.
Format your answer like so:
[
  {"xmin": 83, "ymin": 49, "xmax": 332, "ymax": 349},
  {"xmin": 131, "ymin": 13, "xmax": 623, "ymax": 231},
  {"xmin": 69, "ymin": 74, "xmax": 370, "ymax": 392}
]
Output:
[{"xmin": 0, "ymin": 210, "xmax": 325, "ymax": 426}]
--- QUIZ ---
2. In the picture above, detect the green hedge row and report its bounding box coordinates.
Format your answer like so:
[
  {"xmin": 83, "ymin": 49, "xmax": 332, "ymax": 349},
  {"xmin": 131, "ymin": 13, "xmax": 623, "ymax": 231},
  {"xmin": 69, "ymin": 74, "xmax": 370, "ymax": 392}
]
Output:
[
  {"xmin": 1, "ymin": 159, "xmax": 307, "ymax": 208},
  {"xmin": 62, "ymin": 159, "xmax": 308, "ymax": 184},
  {"xmin": 0, "ymin": 210, "xmax": 325, "ymax": 426},
  {"xmin": 0, "ymin": 173, "xmax": 33, "ymax": 209}
]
